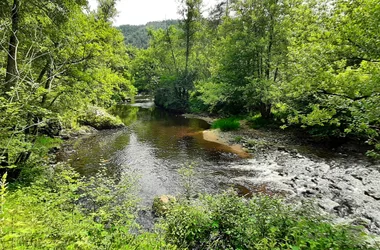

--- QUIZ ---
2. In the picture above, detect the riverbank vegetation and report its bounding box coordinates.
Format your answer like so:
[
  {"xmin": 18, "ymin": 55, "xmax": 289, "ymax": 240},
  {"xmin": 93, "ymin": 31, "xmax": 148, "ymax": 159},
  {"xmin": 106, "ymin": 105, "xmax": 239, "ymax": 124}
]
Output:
[
  {"xmin": 129, "ymin": 0, "xmax": 380, "ymax": 158},
  {"xmin": 1, "ymin": 165, "xmax": 375, "ymax": 249},
  {"xmin": 212, "ymin": 117, "xmax": 241, "ymax": 131},
  {"xmin": 0, "ymin": 0, "xmax": 136, "ymax": 173}
]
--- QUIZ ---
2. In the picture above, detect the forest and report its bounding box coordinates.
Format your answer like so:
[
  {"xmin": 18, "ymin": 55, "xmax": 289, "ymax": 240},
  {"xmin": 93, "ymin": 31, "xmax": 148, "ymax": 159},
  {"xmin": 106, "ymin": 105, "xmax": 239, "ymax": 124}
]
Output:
[
  {"xmin": 118, "ymin": 20, "xmax": 179, "ymax": 48},
  {"xmin": 132, "ymin": 0, "xmax": 380, "ymax": 158},
  {"xmin": 0, "ymin": 0, "xmax": 380, "ymax": 249}
]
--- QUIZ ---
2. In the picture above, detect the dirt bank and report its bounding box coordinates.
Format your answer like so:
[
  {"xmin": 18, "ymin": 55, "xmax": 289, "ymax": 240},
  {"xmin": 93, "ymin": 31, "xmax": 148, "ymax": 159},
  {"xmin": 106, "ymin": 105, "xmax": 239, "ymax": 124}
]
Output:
[{"xmin": 202, "ymin": 129, "xmax": 251, "ymax": 158}]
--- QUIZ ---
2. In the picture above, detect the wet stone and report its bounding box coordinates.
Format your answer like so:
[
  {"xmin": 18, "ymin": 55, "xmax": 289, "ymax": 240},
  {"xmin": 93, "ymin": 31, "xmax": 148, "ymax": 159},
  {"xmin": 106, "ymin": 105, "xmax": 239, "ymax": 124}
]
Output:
[
  {"xmin": 365, "ymin": 189, "xmax": 380, "ymax": 200},
  {"xmin": 318, "ymin": 198, "xmax": 340, "ymax": 212}
]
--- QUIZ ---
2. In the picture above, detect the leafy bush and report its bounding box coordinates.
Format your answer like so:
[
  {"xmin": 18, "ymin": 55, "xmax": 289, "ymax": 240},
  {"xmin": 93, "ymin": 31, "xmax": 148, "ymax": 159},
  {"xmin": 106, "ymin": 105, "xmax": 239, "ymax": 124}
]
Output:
[
  {"xmin": 211, "ymin": 117, "xmax": 240, "ymax": 131},
  {"xmin": 154, "ymin": 72, "xmax": 197, "ymax": 113},
  {"xmin": 1, "ymin": 165, "xmax": 374, "ymax": 249},
  {"xmin": 160, "ymin": 192, "xmax": 372, "ymax": 250},
  {"xmin": 0, "ymin": 165, "xmax": 140, "ymax": 249}
]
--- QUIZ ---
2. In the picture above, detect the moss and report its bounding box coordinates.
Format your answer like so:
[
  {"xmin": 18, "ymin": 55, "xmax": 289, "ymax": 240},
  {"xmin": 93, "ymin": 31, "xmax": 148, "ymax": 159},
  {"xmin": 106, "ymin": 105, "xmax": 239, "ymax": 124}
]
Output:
[{"xmin": 79, "ymin": 106, "xmax": 125, "ymax": 130}]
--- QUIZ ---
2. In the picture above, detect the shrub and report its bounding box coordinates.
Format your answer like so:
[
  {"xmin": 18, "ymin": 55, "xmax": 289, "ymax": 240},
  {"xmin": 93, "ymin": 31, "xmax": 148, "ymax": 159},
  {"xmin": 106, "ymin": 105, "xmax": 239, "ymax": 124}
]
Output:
[
  {"xmin": 160, "ymin": 192, "xmax": 372, "ymax": 250},
  {"xmin": 211, "ymin": 118, "xmax": 240, "ymax": 131},
  {"xmin": 0, "ymin": 165, "xmax": 140, "ymax": 249}
]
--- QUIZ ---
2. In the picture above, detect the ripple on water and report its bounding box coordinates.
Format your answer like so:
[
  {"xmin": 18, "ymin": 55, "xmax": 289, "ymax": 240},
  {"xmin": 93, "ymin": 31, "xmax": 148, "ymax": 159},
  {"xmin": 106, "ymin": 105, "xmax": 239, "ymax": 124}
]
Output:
[{"xmin": 61, "ymin": 103, "xmax": 249, "ymax": 206}]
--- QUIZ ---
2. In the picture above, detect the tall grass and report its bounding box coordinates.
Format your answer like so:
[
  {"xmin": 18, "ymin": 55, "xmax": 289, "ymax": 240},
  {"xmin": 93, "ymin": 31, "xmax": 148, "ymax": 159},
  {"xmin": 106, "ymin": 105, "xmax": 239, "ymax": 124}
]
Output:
[{"xmin": 211, "ymin": 117, "xmax": 240, "ymax": 131}]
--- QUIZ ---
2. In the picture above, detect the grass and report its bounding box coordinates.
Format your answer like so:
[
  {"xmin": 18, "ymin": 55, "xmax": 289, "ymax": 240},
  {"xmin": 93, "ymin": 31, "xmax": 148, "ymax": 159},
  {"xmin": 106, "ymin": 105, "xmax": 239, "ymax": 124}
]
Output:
[
  {"xmin": 234, "ymin": 136, "xmax": 243, "ymax": 143},
  {"xmin": 211, "ymin": 117, "xmax": 240, "ymax": 131}
]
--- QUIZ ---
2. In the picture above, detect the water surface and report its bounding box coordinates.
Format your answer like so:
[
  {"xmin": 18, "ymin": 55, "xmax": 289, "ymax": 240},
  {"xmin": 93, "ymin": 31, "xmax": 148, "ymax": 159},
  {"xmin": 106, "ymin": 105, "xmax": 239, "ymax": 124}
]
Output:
[{"xmin": 62, "ymin": 97, "xmax": 248, "ymax": 206}]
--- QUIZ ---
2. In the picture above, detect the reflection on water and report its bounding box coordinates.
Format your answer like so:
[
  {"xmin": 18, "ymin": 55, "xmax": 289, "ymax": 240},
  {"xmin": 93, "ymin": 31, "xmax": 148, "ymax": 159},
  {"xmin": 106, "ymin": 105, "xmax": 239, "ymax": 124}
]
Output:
[{"xmin": 62, "ymin": 97, "xmax": 247, "ymax": 206}]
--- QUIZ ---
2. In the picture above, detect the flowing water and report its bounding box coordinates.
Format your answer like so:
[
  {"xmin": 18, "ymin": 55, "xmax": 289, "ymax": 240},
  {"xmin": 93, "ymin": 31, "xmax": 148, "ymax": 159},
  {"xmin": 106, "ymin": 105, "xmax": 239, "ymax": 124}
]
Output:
[
  {"xmin": 60, "ymin": 96, "xmax": 249, "ymax": 207},
  {"xmin": 59, "ymin": 96, "xmax": 380, "ymax": 234}
]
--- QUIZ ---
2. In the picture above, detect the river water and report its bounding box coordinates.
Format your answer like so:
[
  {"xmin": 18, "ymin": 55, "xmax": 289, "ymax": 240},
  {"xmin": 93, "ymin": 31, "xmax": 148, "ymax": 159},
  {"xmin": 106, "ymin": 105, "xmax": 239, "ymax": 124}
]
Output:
[
  {"xmin": 59, "ymin": 97, "xmax": 380, "ymax": 235},
  {"xmin": 61, "ymin": 96, "xmax": 249, "ymax": 206}
]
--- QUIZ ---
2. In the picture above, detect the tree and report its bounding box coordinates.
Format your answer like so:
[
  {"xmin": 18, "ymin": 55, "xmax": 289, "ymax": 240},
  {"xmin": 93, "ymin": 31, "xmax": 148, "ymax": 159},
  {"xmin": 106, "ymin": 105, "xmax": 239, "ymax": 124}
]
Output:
[
  {"xmin": 198, "ymin": 0, "xmax": 289, "ymax": 117},
  {"xmin": 279, "ymin": 0, "xmax": 380, "ymax": 154},
  {"xmin": 96, "ymin": 0, "xmax": 119, "ymax": 22},
  {"xmin": 178, "ymin": 0, "xmax": 203, "ymax": 74},
  {"xmin": 0, "ymin": 0, "xmax": 135, "ymax": 167},
  {"xmin": 4, "ymin": 0, "xmax": 19, "ymax": 92}
]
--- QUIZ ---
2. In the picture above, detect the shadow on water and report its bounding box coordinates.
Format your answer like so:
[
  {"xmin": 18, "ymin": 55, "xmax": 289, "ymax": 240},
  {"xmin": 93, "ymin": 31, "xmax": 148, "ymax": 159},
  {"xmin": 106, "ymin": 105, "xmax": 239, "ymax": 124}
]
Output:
[{"xmin": 60, "ymin": 98, "xmax": 248, "ymax": 211}]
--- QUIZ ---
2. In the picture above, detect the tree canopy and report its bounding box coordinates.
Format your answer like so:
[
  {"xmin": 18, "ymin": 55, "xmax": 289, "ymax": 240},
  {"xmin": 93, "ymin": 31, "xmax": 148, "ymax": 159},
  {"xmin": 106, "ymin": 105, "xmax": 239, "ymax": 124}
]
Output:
[{"xmin": 128, "ymin": 0, "xmax": 380, "ymax": 157}]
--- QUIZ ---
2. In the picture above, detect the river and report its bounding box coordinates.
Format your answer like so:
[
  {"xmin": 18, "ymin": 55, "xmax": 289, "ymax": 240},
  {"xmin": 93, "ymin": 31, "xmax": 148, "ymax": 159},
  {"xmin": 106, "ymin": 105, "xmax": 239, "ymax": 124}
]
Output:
[
  {"xmin": 59, "ymin": 96, "xmax": 380, "ymax": 235},
  {"xmin": 60, "ymin": 96, "xmax": 250, "ymax": 207}
]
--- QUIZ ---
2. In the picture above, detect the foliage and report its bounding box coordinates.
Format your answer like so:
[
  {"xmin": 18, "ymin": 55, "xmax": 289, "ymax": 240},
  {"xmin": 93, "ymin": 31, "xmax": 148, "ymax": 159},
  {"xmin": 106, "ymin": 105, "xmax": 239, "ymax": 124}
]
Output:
[
  {"xmin": 212, "ymin": 117, "xmax": 240, "ymax": 131},
  {"xmin": 234, "ymin": 136, "xmax": 243, "ymax": 143},
  {"xmin": 0, "ymin": 164, "xmax": 375, "ymax": 249},
  {"xmin": 118, "ymin": 20, "xmax": 179, "ymax": 48},
  {"xmin": 0, "ymin": 164, "xmax": 142, "ymax": 249},
  {"xmin": 0, "ymin": 1, "xmax": 136, "ymax": 169},
  {"xmin": 0, "ymin": 173, "xmax": 7, "ymax": 220},
  {"xmin": 160, "ymin": 192, "xmax": 372, "ymax": 250},
  {"xmin": 248, "ymin": 114, "xmax": 279, "ymax": 129},
  {"xmin": 178, "ymin": 162, "xmax": 197, "ymax": 199},
  {"xmin": 154, "ymin": 72, "xmax": 196, "ymax": 112},
  {"xmin": 126, "ymin": 0, "xmax": 380, "ymax": 156}
]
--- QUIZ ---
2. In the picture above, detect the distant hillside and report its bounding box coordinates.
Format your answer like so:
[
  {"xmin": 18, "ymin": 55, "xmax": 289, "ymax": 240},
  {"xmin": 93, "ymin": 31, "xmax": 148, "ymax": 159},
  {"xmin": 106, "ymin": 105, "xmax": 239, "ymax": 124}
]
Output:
[{"xmin": 117, "ymin": 20, "xmax": 179, "ymax": 49}]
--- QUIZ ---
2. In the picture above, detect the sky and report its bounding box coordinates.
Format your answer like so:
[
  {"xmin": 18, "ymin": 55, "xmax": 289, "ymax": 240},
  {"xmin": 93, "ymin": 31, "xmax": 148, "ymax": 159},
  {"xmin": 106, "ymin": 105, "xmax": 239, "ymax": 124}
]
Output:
[{"xmin": 88, "ymin": 0, "xmax": 219, "ymax": 26}]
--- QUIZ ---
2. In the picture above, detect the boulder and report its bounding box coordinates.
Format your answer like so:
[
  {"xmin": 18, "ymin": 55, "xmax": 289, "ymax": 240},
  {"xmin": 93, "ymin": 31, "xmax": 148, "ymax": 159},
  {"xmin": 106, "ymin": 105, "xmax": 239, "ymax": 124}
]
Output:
[
  {"xmin": 152, "ymin": 195, "xmax": 176, "ymax": 216},
  {"xmin": 79, "ymin": 107, "xmax": 124, "ymax": 130}
]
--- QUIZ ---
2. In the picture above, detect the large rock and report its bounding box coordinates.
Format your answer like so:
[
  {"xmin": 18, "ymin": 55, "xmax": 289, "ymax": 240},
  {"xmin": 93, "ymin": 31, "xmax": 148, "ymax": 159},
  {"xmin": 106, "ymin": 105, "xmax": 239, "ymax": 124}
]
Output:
[
  {"xmin": 79, "ymin": 107, "xmax": 124, "ymax": 130},
  {"xmin": 152, "ymin": 195, "xmax": 176, "ymax": 217}
]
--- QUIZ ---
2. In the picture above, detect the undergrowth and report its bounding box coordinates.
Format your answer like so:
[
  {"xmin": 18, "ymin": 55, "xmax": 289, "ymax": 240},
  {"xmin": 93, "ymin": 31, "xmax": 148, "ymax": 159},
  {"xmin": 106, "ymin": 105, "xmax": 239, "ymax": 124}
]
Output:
[
  {"xmin": 0, "ymin": 163, "xmax": 375, "ymax": 249},
  {"xmin": 0, "ymin": 165, "xmax": 173, "ymax": 249},
  {"xmin": 160, "ymin": 192, "xmax": 373, "ymax": 250}
]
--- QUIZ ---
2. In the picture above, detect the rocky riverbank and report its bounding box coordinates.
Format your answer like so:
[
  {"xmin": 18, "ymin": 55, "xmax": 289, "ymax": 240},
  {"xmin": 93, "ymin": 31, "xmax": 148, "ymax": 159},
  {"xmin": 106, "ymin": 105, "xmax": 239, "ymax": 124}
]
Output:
[{"xmin": 185, "ymin": 114, "xmax": 380, "ymax": 235}]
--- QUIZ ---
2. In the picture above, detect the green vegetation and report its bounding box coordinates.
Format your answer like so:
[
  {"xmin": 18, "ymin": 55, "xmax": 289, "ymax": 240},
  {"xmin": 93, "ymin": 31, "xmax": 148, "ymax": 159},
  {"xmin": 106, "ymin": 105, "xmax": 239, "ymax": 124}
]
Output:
[
  {"xmin": 248, "ymin": 114, "xmax": 278, "ymax": 129},
  {"xmin": 212, "ymin": 118, "xmax": 241, "ymax": 131},
  {"xmin": 1, "ymin": 166, "xmax": 374, "ymax": 249},
  {"xmin": 161, "ymin": 192, "xmax": 371, "ymax": 250},
  {"xmin": 0, "ymin": 166, "xmax": 177, "ymax": 249},
  {"xmin": 234, "ymin": 136, "xmax": 243, "ymax": 143},
  {"xmin": 1, "ymin": 165, "xmax": 135, "ymax": 248},
  {"xmin": 1, "ymin": 0, "xmax": 379, "ymax": 248},
  {"xmin": 0, "ymin": 0, "xmax": 135, "ymax": 170},
  {"xmin": 118, "ymin": 20, "xmax": 179, "ymax": 48},
  {"xmin": 129, "ymin": 0, "xmax": 380, "ymax": 157}
]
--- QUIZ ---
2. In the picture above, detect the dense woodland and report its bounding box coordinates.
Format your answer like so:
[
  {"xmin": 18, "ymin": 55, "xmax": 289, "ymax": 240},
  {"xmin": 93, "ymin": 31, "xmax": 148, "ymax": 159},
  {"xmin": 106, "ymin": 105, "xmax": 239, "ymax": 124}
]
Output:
[
  {"xmin": 0, "ymin": 0, "xmax": 379, "ymax": 248},
  {"xmin": 130, "ymin": 0, "xmax": 380, "ymax": 158},
  {"xmin": 118, "ymin": 20, "xmax": 178, "ymax": 48}
]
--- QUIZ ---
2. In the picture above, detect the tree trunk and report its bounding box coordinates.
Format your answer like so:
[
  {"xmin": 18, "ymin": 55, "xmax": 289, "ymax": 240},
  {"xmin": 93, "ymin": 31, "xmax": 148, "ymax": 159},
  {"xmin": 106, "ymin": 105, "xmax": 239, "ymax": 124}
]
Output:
[
  {"xmin": 5, "ymin": 0, "xmax": 20, "ymax": 92},
  {"xmin": 259, "ymin": 102, "xmax": 272, "ymax": 119},
  {"xmin": 185, "ymin": 22, "xmax": 191, "ymax": 74}
]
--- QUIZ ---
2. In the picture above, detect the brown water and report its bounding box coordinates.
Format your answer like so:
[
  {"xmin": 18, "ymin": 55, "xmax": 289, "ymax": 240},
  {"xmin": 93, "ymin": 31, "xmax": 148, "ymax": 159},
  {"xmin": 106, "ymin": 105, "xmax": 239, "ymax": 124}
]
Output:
[{"xmin": 61, "ymin": 97, "xmax": 248, "ymax": 206}]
